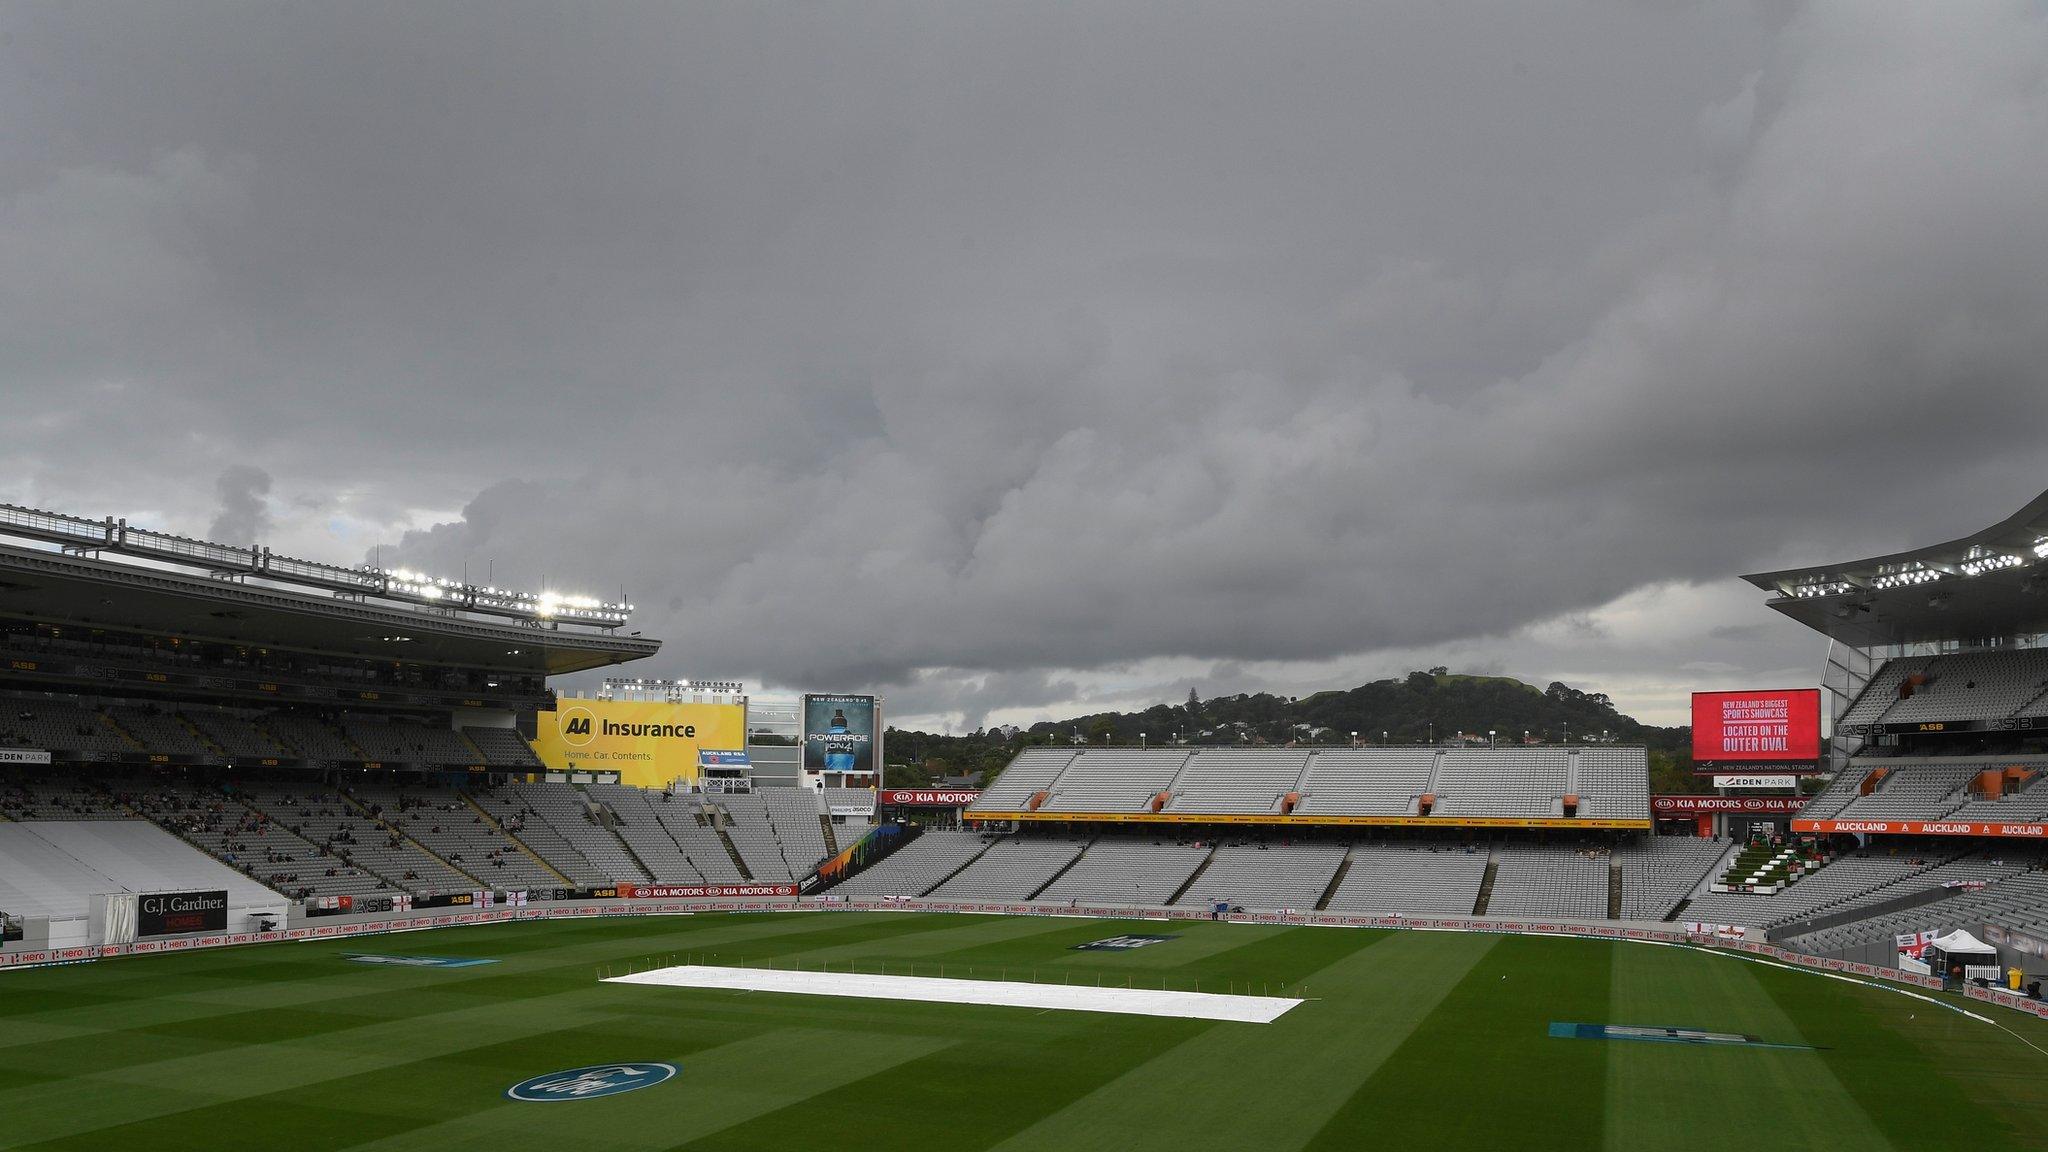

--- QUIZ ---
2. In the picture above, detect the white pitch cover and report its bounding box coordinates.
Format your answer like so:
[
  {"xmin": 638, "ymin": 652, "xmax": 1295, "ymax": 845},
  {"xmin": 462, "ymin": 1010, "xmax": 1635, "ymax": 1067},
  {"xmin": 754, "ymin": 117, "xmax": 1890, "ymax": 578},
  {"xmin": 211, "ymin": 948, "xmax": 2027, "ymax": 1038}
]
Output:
[{"xmin": 604, "ymin": 964, "xmax": 1301, "ymax": 1023}]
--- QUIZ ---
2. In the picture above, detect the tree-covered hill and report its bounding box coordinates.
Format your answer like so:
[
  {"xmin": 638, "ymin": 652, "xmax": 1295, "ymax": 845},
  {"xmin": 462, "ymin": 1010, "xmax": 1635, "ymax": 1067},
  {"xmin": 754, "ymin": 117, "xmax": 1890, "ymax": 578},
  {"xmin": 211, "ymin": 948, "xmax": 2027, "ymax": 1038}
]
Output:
[{"xmin": 883, "ymin": 669, "xmax": 1699, "ymax": 791}]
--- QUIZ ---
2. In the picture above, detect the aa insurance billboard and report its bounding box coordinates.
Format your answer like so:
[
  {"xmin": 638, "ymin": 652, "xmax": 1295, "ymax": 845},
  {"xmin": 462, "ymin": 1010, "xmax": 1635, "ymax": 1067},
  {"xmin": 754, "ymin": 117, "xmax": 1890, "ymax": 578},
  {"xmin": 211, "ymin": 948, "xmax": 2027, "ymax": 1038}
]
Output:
[
  {"xmin": 1692, "ymin": 689, "xmax": 1821, "ymax": 767},
  {"xmin": 803, "ymin": 694, "xmax": 877, "ymax": 776},
  {"xmin": 532, "ymin": 699, "xmax": 745, "ymax": 788}
]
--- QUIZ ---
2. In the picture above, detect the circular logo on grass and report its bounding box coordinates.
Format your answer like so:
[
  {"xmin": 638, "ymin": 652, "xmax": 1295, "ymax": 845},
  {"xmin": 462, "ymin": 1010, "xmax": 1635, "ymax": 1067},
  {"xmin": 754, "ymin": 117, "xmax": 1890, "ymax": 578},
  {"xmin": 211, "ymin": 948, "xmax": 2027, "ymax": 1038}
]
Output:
[{"xmin": 506, "ymin": 1063, "xmax": 678, "ymax": 1102}]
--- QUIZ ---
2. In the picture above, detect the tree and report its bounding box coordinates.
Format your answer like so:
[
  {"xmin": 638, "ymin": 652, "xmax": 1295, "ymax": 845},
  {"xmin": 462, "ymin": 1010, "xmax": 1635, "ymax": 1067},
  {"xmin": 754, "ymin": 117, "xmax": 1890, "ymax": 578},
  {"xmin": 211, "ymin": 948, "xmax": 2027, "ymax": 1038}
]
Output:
[{"xmin": 1185, "ymin": 687, "xmax": 1201, "ymax": 716}]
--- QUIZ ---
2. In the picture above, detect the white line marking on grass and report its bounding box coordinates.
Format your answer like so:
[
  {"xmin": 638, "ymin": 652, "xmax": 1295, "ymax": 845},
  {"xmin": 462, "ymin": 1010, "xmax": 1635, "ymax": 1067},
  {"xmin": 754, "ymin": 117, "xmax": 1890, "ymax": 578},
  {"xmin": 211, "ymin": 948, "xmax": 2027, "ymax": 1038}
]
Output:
[
  {"xmin": 1667, "ymin": 941, "xmax": 2048, "ymax": 1060},
  {"xmin": 603, "ymin": 964, "xmax": 1301, "ymax": 1023}
]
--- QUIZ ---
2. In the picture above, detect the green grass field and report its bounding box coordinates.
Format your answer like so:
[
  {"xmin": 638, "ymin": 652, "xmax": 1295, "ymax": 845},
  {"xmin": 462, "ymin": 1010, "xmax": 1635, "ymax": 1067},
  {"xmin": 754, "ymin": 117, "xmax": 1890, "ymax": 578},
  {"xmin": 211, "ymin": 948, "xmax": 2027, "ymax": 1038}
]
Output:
[{"xmin": 3, "ymin": 911, "xmax": 2044, "ymax": 1150}]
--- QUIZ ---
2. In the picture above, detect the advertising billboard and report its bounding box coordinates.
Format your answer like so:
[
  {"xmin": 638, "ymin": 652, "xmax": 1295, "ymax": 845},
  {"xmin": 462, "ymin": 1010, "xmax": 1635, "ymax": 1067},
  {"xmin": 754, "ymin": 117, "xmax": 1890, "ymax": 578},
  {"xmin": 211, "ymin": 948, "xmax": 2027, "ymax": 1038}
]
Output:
[
  {"xmin": 803, "ymin": 693, "xmax": 878, "ymax": 778},
  {"xmin": 1691, "ymin": 689, "xmax": 1822, "ymax": 767},
  {"xmin": 1651, "ymin": 795, "xmax": 1803, "ymax": 815},
  {"xmin": 532, "ymin": 699, "xmax": 746, "ymax": 788},
  {"xmin": 879, "ymin": 789, "xmax": 981, "ymax": 807},
  {"xmin": 138, "ymin": 890, "xmax": 227, "ymax": 937}
]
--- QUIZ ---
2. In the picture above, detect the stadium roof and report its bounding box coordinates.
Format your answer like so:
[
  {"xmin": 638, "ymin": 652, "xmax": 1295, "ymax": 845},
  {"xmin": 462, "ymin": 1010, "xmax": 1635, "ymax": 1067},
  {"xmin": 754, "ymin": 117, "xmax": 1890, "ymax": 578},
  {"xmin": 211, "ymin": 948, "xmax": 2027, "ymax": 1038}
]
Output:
[
  {"xmin": 1744, "ymin": 488, "xmax": 2048, "ymax": 648},
  {"xmin": 0, "ymin": 541, "xmax": 659, "ymax": 676}
]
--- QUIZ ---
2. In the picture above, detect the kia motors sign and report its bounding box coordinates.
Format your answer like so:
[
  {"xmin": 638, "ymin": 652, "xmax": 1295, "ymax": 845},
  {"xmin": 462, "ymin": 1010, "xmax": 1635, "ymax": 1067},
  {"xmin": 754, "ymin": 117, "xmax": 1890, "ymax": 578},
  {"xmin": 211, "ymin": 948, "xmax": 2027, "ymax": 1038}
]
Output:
[
  {"xmin": 1652, "ymin": 795, "xmax": 1803, "ymax": 815},
  {"xmin": 1711, "ymin": 774, "xmax": 1797, "ymax": 789},
  {"xmin": 1692, "ymin": 689, "xmax": 1822, "ymax": 767},
  {"xmin": 612, "ymin": 883, "xmax": 797, "ymax": 899},
  {"xmin": 138, "ymin": 890, "xmax": 227, "ymax": 937},
  {"xmin": 879, "ymin": 789, "xmax": 981, "ymax": 807}
]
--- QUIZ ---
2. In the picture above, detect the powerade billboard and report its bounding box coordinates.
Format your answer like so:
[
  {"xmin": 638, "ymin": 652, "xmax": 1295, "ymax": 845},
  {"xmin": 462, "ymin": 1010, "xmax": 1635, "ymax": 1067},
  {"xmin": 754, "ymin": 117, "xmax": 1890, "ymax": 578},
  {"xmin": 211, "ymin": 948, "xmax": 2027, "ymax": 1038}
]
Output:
[
  {"xmin": 532, "ymin": 699, "xmax": 746, "ymax": 788},
  {"xmin": 803, "ymin": 694, "xmax": 877, "ymax": 777},
  {"xmin": 1692, "ymin": 689, "xmax": 1822, "ymax": 768},
  {"xmin": 138, "ymin": 890, "xmax": 227, "ymax": 937}
]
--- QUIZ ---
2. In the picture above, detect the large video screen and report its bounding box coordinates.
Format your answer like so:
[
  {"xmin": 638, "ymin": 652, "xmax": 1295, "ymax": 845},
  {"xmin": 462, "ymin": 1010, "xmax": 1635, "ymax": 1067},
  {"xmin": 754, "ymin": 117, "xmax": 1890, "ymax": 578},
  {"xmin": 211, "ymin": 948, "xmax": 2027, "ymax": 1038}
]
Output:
[
  {"xmin": 1691, "ymin": 688, "xmax": 1821, "ymax": 765},
  {"xmin": 803, "ymin": 693, "xmax": 878, "ymax": 777}
]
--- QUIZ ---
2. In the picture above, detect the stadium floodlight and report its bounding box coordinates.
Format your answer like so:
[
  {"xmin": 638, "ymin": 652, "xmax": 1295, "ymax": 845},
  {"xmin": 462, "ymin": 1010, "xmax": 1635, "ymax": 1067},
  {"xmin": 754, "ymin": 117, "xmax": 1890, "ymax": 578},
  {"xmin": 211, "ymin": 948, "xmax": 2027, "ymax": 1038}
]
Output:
[
  {"xmin": 1960, "ymin": 547, "xmax": 2025, "ymax": 577},
  {"xmin": 1870, "ymin": 564, "xmax": 1946, "ymax": 590}
]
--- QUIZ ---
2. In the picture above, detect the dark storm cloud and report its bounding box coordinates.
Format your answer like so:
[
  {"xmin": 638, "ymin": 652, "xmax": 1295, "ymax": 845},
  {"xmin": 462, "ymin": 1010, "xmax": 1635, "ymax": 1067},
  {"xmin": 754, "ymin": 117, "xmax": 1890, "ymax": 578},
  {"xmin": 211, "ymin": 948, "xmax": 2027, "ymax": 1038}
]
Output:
[
  {"xmin": 206, "ymin": 464, "xmax": 273, "ymax": 544},
  {"xmin": 5, "ymin": 2, "xmax": 2047, "ymax": 725}
]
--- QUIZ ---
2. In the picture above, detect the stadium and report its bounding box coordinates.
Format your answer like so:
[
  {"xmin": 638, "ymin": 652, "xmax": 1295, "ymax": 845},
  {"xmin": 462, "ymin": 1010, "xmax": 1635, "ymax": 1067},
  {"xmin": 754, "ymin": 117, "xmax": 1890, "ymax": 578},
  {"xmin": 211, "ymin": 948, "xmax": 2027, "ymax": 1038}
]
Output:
[{"xmin": 4, "ymin": 490, "xmax": 2048, "ymax": 1152}]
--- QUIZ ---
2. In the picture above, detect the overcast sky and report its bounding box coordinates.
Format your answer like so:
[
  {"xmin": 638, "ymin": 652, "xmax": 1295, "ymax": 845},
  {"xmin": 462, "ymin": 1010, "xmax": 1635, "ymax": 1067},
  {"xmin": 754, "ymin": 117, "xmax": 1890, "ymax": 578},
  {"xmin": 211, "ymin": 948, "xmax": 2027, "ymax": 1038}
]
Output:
[{"xmin": 6, "ymin": 2, "xmax": 2048, "ymax": 730}]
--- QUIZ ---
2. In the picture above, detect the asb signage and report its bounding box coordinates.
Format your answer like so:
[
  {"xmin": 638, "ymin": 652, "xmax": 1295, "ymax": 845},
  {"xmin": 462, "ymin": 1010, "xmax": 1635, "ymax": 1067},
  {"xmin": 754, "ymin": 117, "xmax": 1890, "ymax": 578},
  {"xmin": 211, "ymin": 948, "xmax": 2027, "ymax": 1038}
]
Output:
[
  {"xmin": 803, "ymin": 694, "xmax": 878, "ymax": 777},
  {"xmin": 1692, "ymin": 689, "xmax": 1821, "ymax": 767},
  {"xmin": 879, "ymin": 789, "xmax": 981, "ymax": 807},
  {"xmin": 532, "ymin": 699, "xmax": 745, "ymax": 788},
  {"xmin": 137, "ymin": 890, "xmax": 227, "ymax": 937},
  {"xmin": 1652, "ymin": 795, "xmax": 1803, "ymax": 815}
]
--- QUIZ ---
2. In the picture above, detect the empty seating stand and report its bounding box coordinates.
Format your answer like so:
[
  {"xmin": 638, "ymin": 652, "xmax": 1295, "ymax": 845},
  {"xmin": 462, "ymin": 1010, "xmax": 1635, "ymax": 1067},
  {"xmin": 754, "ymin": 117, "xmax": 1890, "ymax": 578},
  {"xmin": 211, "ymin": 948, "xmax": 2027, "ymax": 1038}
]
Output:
[
  {"xmin": 1575, "ymin": 748, "xmax": 1650, "ymax": 819},
  {"xmin": 1176, "ymin": 842, "xmax": 1348, "ymax": 911},
  {"xmin": 832, "ymin": 831, "xmax": 994, "ymax": 898},
  {"xmin": 512, "ymin": 782, "xmax": 650, "ymax": 883},
  {"xmin": 1294, "ymin": 749, "xmax": 1434, "ymax": 816},
  {"xmin": 180, "ymin": 710, "xmax": 286, "ymax": 759},
  {"xmin": 926, "ymin": 838, "xmax": 1088, "ymax": 899},
  {"xmin": 1167, "ymin": 750, "xmax": 1308, "ymax": 814},
  {"xmin": 468, "ymin": 786, "xmax": 607, "ymax": 886},
  {"xmin": 463, "ymin": 726, "xmax": 545, "ymax": 768},
  {"xmin": 972, "ymin": 749, "xmax": 1079, "ymax": 811},
  {"xmin": 714, "ymin": 790, "xmax": 832, "ymax": 881},
  {"xmin": 968, "ymin": 746, "xmax": 1652, "ymax": 824},
  {"xmin": 1037, "ymin": 839, "xmax": 1209, "ymax": 905},
  {"xmin": 1682, "ymin": 854, "xmax": 1959, "ymax": 930},
  {"xmin": 1039, "ymin": 751, "xmax": 1190, "ymax": 813},
  {"xmin": 235, "ymin": 782, "xmax": 475, "ymax": 895},
  {"xmin": 1485, "ymin": 845, "xmax": 1610, "ymax": 918},
  {"xmin": 1432, "ymin": 749, "xmax": 1568, "ymax": 819},
  {"xmin": 1831, "ymin": 761, "xmax": 1982, "ymax": 821},
  {"xmin": 1322, "ymin": 845, "xmax": 1487, "ymax": 916},
  {"xmin": 588, "ymin": 784, "xmax": 735, "ymax": 884},
  {"xmin": 1614, "ymin": 838, "xmax": 1728, "ymax": 920},
  {"xmin": 353, "ymin": 785, "xmax": 560, "ymax": 890}
]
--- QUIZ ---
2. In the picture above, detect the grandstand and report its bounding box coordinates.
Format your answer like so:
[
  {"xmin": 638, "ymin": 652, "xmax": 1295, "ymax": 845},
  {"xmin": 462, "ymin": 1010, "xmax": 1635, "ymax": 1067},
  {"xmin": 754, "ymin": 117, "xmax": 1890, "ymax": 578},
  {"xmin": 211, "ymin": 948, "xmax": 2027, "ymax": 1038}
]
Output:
[
  {"xmin": 829, "ymin": 830, "xmax": 994, "ymax": 898},
  {"xmin": 963, "ymin": 746, "xmax": 1650, "ymax": 826},
  {"xmin": 1176, "ymin": 842, "xmax": 1348, "ymax": 911},
  {"xmin": 1321, "ymin": 844, "xmax": 1488, "ymax": 916},
  {"xmin": 1484, "ymin": 843, "xmax": 1610, "ymax": 918},
  {"xmin": 1037, "ymin": 838, "xmax": 1210, "ymax": 905},
  {"xmin": 0, "ymin": 503, "xmax": 670, "ymax": 926},
  {"xmin": 926, "ymin": 837, "xmax": 1089, "ymax": 900}
]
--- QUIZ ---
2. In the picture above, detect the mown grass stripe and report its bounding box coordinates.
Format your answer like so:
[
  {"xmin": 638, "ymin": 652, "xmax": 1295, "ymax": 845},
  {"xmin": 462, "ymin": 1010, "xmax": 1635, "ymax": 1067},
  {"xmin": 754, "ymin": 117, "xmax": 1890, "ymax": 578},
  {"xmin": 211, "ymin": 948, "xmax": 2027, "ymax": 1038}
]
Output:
[
  {"xmin": 981, "ymin": 929, "xmax": 1493, "ymax": 1152},
  {"xmin": 1302, "ymin": 933, "xmax": 1613, "ymax": 1151},
  {"xmin": 1752, "ymin": 956, "xmax": 2045, "ymax": 1151},
  {"xmin": 330, "ymin": 1027, "xmax": 955, "ymax": 1152},
  {"xmin": 1600, "ymin": 940, "xmax": 1896, "ymax": 1151}
]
